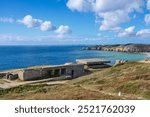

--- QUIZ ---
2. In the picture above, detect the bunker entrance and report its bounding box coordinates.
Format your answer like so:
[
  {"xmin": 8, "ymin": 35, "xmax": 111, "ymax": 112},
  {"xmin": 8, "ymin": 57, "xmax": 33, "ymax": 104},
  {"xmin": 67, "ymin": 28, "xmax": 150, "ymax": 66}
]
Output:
[
  {"xmin": 61, "ymin": 68, "xmax": 66, "ymax": 75},
  {"xmin": 54, "ymin": 69, "xmax": 60, "ymax": 77},
  {"xmin": 47, "ymin": 70, "xmax": 53, "ymax": 77}
]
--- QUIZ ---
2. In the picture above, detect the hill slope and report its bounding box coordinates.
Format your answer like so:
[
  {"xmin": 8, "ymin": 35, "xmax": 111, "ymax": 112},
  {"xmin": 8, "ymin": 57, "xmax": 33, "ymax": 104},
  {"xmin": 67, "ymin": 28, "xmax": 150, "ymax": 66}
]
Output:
[
  {"xmin": 0, "ymin": 62, "xmax": 150, "ymax": 100},
  {"xmin": 69, "ymin": 62, "xmax": 150, "ymax": 99}
]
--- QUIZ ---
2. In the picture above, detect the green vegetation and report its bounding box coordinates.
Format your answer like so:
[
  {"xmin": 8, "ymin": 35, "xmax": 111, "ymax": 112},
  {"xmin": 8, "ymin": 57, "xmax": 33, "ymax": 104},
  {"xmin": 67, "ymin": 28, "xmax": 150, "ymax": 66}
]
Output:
[
  {"xmin": 0, "ymin": 84, "xmax": 47, "ymax": 96},
  {"xmin": 114, "ymin": 82, "xmax": 141, "ymax": 94},
  {"xmin": 143, "ymin": 91, "xmax": 150, "ymax": 99},
  {"xmin": 0, "ymin": 62, "xmax": 150, "ymax": 99},
  {"xmin": 0, "ymin": 84, "xmax": 122, "ymax": 100},
  {"xmin": 69, "ymin": 62, "xmax": 150, "ymax": 99}
]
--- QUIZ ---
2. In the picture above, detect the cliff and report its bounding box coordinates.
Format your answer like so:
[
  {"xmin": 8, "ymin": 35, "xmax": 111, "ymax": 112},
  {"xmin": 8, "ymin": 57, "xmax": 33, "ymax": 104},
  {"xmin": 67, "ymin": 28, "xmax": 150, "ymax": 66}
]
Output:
[{"xmin": 84, "ymin": 44, "xmax": 150, "ymax": 53}]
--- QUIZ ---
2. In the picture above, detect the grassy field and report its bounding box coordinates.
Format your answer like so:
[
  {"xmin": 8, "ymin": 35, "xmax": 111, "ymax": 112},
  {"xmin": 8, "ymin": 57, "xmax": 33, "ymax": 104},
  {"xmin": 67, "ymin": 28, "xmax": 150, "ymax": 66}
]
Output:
[{"xmin": 0, "ymin": 62, "xmax": 150, "ymax": 100}]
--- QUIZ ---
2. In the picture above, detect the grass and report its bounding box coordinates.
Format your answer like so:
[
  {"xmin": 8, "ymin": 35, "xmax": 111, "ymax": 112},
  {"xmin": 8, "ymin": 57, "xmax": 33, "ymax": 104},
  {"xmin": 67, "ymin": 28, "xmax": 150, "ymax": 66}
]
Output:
[
  {"xmin": 0, "ymin": 84, "xmax": 123, "ymax": 100},
  {"xmin": 143, "ymin": 91, "xmax": 150, "ymax": 99},
  {"xmin": 0, "ymin": 62, "xmax": 150, "ymax": 99},
  {"xmin": 69, "ymin": 62, "xmax": 150, "ymax": 99},
  {"xmin": 0, "ymin": 84, "xmax": 47, "ymax": 96},
  {"xmin": 114, "ymin": 82, "xmax": 141, "ymax": 94}
]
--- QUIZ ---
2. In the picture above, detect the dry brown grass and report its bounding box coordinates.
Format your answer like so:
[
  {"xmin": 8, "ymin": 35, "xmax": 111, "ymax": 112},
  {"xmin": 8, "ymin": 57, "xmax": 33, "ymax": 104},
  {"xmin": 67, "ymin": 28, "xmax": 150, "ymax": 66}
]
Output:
[
  {"xmin": 0, "ymin": 62, "xmax": 150, "ymax": 100},
  {"xmin": 69, "ymin": 62, "xmax": 150, "ymax": 99},
  {"xmin": 0, "ymin": 84, "xmax": 124, "ymax": 100}
]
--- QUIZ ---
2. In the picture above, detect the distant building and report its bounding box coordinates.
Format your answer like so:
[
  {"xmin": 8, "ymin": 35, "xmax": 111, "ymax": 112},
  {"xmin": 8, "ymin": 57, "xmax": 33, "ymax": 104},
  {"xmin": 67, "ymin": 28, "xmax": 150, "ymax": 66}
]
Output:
[{"xmin": 76, "ymin": 58, "xmax": 111, "ymax": 69}]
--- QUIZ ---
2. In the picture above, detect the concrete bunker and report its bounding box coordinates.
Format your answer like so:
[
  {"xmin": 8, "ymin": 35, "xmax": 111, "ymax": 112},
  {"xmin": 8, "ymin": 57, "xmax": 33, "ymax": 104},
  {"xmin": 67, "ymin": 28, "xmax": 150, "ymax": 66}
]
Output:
[
  {"xmin": 0, "ymin": 58, "xmax": 110, "ymax": 81},
  {"xmin": 17, "ymin": 64, "xmax": 84, "ymax": 81},
  {"xmin": 76, "ymin": 58, "xmax": 111, "ymax": 69}
]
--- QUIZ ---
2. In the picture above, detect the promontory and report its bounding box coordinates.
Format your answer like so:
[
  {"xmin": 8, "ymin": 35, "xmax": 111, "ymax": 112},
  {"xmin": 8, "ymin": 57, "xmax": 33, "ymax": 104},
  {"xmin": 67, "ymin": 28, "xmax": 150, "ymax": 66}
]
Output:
[{"xmin": 83, "ymin": 44, "xmax": 150, "ymax": 53}]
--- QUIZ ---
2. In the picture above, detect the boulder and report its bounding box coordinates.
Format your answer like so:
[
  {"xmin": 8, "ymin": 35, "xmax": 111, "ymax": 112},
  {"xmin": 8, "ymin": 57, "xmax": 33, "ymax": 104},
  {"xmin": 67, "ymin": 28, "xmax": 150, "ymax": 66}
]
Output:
[{"xmin": 6, "ymin": 73, "xmax": 19, "ymax": 80}]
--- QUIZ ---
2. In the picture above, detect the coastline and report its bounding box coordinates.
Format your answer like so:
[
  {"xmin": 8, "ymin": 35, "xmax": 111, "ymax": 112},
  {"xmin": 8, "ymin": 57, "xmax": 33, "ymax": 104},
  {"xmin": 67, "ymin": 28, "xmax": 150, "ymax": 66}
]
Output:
[
  {"xmin": 0, "ymin": 52, "xmax": 147, "ymax": 72},
  {"xmin": 142, "ymin": 52, "xmax": 150, "ymax": 57},
  {"xmin": 0, "ymin": 60, "xmax": 150, "ymax": 99},
  {"xmin": 0, "ymin": 45, "xmax": 149, "ymax": 71}
]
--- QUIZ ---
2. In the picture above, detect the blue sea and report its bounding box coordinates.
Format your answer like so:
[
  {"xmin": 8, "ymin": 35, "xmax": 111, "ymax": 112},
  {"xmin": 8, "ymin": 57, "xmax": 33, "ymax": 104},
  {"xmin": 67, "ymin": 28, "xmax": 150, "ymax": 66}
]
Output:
[{"xmin": 0, "ymin": 45, "xmax": 148, "ymax": 70}]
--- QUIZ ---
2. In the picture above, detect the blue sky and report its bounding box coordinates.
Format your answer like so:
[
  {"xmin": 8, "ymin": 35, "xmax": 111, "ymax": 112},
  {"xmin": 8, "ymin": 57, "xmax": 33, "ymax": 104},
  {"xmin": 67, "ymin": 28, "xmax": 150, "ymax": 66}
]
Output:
[{"xmin": 0, "ymin": 0, "xmax": 150, "ymax": 45}]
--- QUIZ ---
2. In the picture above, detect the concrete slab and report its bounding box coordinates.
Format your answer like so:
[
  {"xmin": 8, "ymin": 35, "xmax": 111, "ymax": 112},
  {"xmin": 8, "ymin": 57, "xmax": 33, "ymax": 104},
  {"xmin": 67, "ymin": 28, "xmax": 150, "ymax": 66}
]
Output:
[{"xmin": 76, "ymin": 58, "xmax": 110, "ymax": 65}]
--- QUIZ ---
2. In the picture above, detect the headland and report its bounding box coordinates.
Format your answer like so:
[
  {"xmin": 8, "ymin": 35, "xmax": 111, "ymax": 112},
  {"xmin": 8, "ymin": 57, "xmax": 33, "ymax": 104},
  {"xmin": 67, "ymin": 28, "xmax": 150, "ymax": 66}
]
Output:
[{"xmin": 84, "ymin": 43, "xmax": 150, "ymax": 53}]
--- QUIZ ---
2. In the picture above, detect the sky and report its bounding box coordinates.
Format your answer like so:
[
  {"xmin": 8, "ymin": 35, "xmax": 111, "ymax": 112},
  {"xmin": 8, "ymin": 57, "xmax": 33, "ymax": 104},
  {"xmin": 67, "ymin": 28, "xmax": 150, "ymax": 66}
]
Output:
[{"xmin": 1, "ymin": 0, "xmax": 150, "ymax": 45}]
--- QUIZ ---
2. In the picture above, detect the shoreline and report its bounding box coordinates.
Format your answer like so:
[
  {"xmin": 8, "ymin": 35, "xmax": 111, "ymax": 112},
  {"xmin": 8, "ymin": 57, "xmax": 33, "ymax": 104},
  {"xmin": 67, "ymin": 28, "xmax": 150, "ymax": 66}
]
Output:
[
  {"xmin": 0, "ymin": 53, "xmax": 148, "ymax": 72},
  {"xmin": 1, "ymin": 44, "xmax": 149, "ymax": 71},
  {"xmin": 142, "ymin": 52, "xmax": 150, "ymax": 57},
  {"xmin": 0, "ymin": 50, "xmax": 149, "ymax": 72}
]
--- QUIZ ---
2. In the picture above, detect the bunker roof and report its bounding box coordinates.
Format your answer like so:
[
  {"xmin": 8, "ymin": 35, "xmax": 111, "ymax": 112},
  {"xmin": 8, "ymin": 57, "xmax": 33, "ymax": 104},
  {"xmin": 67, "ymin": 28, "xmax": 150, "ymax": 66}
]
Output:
[{"xmin": 76, "ymin": 58, "xmax": 110, "ymax": 64}]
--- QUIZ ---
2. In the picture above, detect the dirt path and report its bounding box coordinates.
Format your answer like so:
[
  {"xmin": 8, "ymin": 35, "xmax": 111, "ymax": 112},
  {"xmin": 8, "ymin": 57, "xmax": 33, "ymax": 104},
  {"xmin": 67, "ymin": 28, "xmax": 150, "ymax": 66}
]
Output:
[
  {"xmin": 79, "ymin": 85, "xmax": 144, "ymax": 100},
  {"xmin": 0, "ymin": 78, "xmax": 68, "ymax": 89},
  {"xmin": 138, "ymin": 60, "xmax": 150, "ymax": 63}
]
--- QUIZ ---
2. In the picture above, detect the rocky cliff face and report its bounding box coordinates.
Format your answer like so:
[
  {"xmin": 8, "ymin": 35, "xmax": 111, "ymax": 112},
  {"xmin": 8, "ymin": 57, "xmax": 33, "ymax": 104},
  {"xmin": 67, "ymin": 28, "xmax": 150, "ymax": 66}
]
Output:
[{"xmin": 84, "ymin": 44, "xmax": 150, "ymax": 53}]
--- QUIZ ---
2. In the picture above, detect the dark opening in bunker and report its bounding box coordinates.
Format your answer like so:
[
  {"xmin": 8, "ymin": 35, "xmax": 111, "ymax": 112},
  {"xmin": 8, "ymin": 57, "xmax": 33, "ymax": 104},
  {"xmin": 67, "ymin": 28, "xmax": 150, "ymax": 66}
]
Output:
[
  {"xmin": 61, "ymin": 68, "xmax": 66, "ymax": 75},
  {"xmin": 54, "ymin": 69, "xmax": 60, "ymax": 76}
]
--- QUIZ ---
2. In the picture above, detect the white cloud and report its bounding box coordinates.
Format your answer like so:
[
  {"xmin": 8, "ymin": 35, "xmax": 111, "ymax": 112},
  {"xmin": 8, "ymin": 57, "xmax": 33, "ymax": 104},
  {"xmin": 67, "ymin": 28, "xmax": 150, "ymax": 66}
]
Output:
[
  {"xmin": 0, "ymin": 17, "xmax": 14, "ymax": 23},
  {"xmin": 145, "ymin": 14, "xmax": 150, "ymax": 24},
  {"xmin": 17, "ymin": 15, "xmax": 71, "ymax": 35},
  {"xmin": 136, "ymin": 29, "xmax": 150, "ymax": 38},
  {"xmin": 99, "ymin": 10, "xmax": 130, "ymax": 31},
  {"xmin": 147, "ymin": 0, "xmax": 150, "ymax": 10},
  {"xmin": 111, "ymin": 27, "xmax": 122, "ymax": 32},
  {"xmin": 118, "ymin": 26, "xmax": 135, "ymax": 38},
  {"xmin": 66, "ymin": 0, "xmax": 93, "ymax": 12},
  {"xmin": 18, "ymin": 15, "xmax": 42, "ymax": 28},
  {"xmin": 117, "ymin": 27, "xmax": 150, "ymax": 39},
  {"xmin": 67, "ymin": 0, "xmax": 144, "ymax": 31},
  {"xmin": 0, "ymin": 33, "xmax": 79, "ymax": 45},
  {"xmin": 55, "ymin": 25, "xmax": 72, "ymax": 37},
  {"xmin": 94, "ymin": 0, "xmax": 132, "ymax": 12},
  {"xmin": 40, "ymin": 21, "xmax": 55, "ymax": 31},
  {"xmin": 0, "ymin": 34, "xmax": 23, "ymax": 41},
  {"xmin": 98, "ymin": 0, "xmax": 144, "ymax": 31}
]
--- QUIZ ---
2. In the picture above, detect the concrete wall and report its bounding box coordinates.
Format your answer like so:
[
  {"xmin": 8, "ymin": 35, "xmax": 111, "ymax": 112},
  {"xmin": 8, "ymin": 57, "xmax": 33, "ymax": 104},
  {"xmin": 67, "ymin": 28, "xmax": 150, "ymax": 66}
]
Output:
[
  {"xmin": 66, "ymin": 64, "xmax": 84, "ymax": 78},
  {"xmin": 18, "ymin": 64, "xmax": 84, "ymax": 81},
  {"xmin": 18, "ymin": 68, "xmax": 42, "ymax": 81},
  {"xmin": 18, "ymin": 71, "xmax": 24, "ymax": 80},
  {"xmin": 74, "ymin": 65, "xmax": 84, "ymax": 77}
]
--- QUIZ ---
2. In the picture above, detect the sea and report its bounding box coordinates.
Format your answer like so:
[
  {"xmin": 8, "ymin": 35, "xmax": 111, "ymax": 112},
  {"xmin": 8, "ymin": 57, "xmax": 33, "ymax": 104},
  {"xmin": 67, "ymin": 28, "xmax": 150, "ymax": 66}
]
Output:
[{"xmin": 0, "ymin": 45, "xmax": 148, "ymax": 70}]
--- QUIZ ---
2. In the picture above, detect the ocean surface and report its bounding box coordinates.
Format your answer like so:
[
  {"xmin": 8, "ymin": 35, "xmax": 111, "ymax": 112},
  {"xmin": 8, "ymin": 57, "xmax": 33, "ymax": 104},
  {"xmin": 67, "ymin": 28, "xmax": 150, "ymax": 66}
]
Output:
[{"xmin": 0, "ymin": 45, "xmax": 148, "ymax": 70}]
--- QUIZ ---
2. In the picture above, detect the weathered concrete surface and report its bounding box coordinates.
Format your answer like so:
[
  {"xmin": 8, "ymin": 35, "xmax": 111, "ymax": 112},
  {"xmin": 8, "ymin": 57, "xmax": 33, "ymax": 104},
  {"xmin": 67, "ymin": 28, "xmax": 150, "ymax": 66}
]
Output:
[
  {"xmin": 76, "ymin": 58, "xmax": 111, "ymax": 69},
  {"xmin": 1, "ymin": 63, "xmax": 84, "ymax": 81},
  {"xmin": 76, "ymin": 58, "xmax": 110, "ymax": 65},
  {"xmin": 18, "ymin": 64, "xmax": 84, "ymax": 81},
  {"xmin": 18, "ymin": 68, "xmax": 42, "ymax": 81}
]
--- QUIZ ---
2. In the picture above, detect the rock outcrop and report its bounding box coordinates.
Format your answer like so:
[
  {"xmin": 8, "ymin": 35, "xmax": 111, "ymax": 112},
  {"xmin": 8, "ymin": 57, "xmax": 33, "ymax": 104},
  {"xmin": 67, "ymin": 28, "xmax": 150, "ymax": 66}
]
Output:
[{"xmin": 84, "ymin": 44, "xmax": 150, "ymax": 53}]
